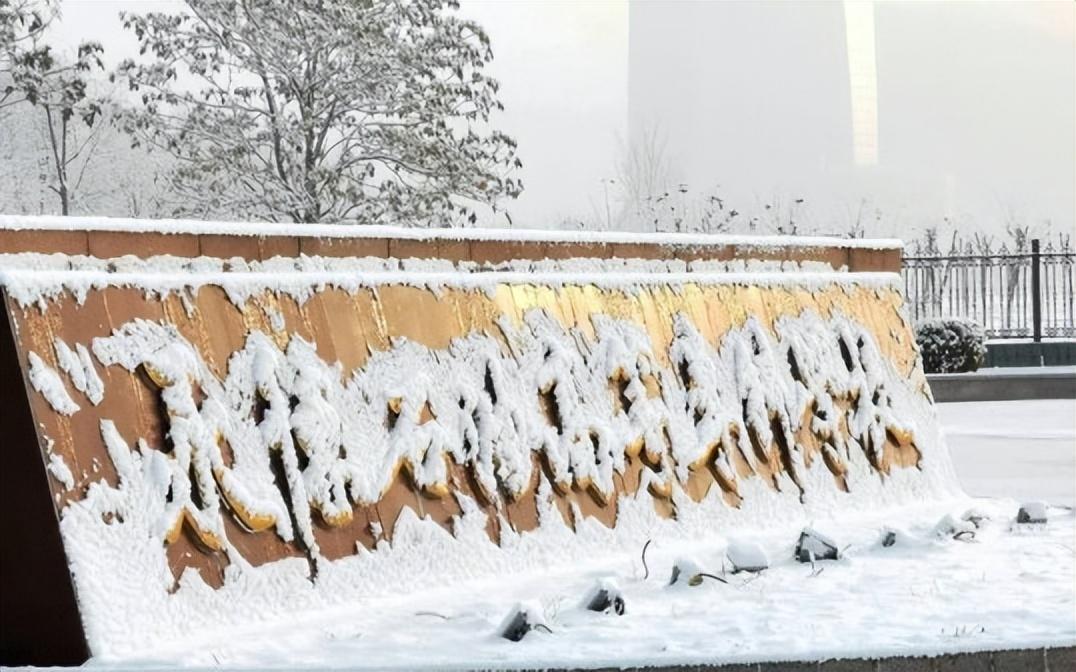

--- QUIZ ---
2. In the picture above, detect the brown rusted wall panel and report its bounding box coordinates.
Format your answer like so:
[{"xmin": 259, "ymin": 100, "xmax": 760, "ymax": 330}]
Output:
[
  {"xmin": 609, "ymin": 242, "xmax": 668, "ymax": 260},
  {"xmin": 199, "ymin": 232, "xmax": 302, "ymax": 261},
  {"xmin": 87, "ymin": 230, "xmax": 202, "ymax": 258},
  {"xmin": 0, "ymin": 225, "xmax": 902, "ymax": 272},
  {"xmin": 0, "ymin": 226, "xmax": 915, "ymax": 662},
  {"xmin": 388, "ymin": 237, "xmax": 472, "ymax": 261},
  {"xmin": 7, "ymin": 280, "xmax": 923, "ymax": 591},
  {"xmin": 849, "ymin": 247, "xmax": 902, "ymax": 273},
  {"xmin": 0, "ymin": 229, "xmax": 90, "ymax": 256},
  {"xmin": 198, "ymin": 234, "xmax": 263, "ymax": 260},
  {"xmin": 298, "ymin": 236, "xmax": 389, "ymax": 258},
  {"xmin": 672, "ymin": 244, "xmax": 738, "ymax": 263},
  {"xmin": 468, "ymin": 239, "xmax": 538, "ymax": 264},
  {"xmin": 540, "ymin": 241, "xmax": 614, "ymax": 260}
]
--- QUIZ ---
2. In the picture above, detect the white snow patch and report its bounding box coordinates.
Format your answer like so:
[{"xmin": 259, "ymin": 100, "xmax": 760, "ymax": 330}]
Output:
[
  {"xmin": 53, "ymin": 339, "xmax": 104, "ymax": 405},
  {"xmin": 940, "ymin": 400, "xmax": 1076, "ymax": 507},
  {"xmin": 726, "ymin": 538, "xmax": 769, "ymax": 572},
  {"xmin": 266, "ymin": 308, "xmax": 285, "ymax": 332},
  {"xmin": 28, "ymin": 351, "xmax": 80, "ymax": 415},
  {"xmin": 91, "ymin": 500, "xmax": 1074, "ymax": 669},
  {"xmin": 934, "ymin": 513, "xmax": 976, "ymax": 538},
  {"xmin": 0, "ymin": 251, "xmax": 899, "ymax": 311},
  {"xmin": 0, "ymin": 214, "xmax": 903, "ymax": 250},
  {"xmin": 47, "ymin": 452, "xmax": 76, "ymax": 490}
]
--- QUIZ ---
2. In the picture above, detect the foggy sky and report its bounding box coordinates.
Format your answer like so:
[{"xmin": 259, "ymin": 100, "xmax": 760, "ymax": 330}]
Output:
[
  {"xmin": 630, "ymin": 1, "xmax": 1075, "ymax": 240},
  {"xmin": 45, "ymin": 1, "xmax": 1075, "ymax": 238}
]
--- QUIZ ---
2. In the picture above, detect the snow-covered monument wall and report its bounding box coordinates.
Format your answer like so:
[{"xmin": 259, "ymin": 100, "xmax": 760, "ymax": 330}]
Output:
[{"xmin": 0, "ymin": 217, "xmax": 958, "ymax": 664}]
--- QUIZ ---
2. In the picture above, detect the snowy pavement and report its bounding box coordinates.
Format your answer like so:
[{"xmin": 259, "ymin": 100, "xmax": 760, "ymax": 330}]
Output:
[
  {"xmin": 86, "ymin": 399, "xmax": 1076, "ymax": 670},
  {"xmin": 940, "ymin": 400, "xmax": 1076, "ymax": 507},
  {"xmin": 95, "ymin": 499, "xmax": 1074, "ymax": 670}
]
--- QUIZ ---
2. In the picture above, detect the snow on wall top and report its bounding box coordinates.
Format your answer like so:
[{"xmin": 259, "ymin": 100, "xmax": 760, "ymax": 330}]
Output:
[
  {"xmin": 0, "ymin": 264, "xmax": 901, "ymax": 310},
  {"xmin": 0, "ymin": 214, "xmax": 904, "ymax": 250}
]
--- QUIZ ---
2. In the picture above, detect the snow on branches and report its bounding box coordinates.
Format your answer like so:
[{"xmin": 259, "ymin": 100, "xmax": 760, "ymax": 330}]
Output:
[{"xmin": 115, "ymin": 0, "xmax": 523, "ymax": 225}]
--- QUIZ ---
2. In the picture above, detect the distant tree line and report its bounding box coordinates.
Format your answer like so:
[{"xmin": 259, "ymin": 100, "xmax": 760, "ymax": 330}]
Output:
[{"xmin": 573, "ymin": 121, "xmax": 1062, "ymax": 248}]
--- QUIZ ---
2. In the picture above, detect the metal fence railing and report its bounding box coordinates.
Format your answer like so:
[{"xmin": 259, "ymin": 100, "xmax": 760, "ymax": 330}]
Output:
[{"xmin": 902, "ymin": 239, "xmax": 1075, "ymax": 340}]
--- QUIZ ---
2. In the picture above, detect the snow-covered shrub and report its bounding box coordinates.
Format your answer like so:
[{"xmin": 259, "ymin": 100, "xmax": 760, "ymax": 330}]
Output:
[{"xmin": 915, "ymin": 318, "xmax": 987, "ymax": 373}]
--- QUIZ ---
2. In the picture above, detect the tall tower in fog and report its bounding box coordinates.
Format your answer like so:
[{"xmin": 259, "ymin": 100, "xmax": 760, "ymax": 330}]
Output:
[
  {"xmin": 843, "ymin": 1, "xmax": 878, "ymax": 167},
  {"xmin": 627, "ymin": 1, "xmax": 1074, "ymax": 236}
]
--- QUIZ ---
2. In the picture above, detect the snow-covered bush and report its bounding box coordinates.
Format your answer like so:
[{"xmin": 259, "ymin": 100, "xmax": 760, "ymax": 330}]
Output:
[{"xmin": 915, "ymin": 318, "xmax": 987, "ymax": 373}]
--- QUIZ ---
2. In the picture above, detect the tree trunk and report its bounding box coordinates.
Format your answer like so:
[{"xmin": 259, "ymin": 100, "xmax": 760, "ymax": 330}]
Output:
[{"xmin": 44, "ymin": 106, "xmax": 71, "ymax": 216}]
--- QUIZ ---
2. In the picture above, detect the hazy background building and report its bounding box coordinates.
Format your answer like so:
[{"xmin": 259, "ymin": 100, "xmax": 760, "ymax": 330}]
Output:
[{"xmin": 628, "ymin": 1, "xmax": 1075, "ymax": 239}]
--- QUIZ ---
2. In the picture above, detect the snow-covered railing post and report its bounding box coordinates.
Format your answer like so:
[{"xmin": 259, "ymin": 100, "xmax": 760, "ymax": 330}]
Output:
[{"xmin": 1031, "ymin": 238, "xmax": 1042, "ymax": 343}]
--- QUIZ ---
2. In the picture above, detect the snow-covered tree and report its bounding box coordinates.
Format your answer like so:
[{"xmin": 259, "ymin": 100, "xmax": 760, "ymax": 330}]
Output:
[
  {"xmin": 0, "ymin": 100, "xmax": 179, "ymax": 217},
  {"xmin": 2, "ymin": 0, "xmax": 105, "ymax": 214},
  {"xmin": 2, "ymin": 0, "xmax": 54, "ymax": 110},
  {"xmin": 116, "ymin": 0, "xmax": 523, "ymax": 225}
]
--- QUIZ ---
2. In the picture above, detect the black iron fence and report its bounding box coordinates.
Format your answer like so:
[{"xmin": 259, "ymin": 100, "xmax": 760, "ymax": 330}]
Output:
[{"xmin": 902, "ymin": 239, "xmax": 1075, "ymax": 340}]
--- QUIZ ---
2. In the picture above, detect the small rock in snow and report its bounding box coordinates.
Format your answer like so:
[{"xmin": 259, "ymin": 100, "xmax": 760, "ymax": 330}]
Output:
[
  {"xmin": 584, "ymin": 578, "xmax": 625, "ymax": 615},
  {"xmin": 726, "ymin": 539, "xmax": 769, "ymax": 573},
  {"xmin": 934, "ymin": 513, "xmax": 976, "ymax": 538},
  {"xmin": 1017, "ymin": 502, "xmax": 1048, "ymax": 524},
  {"xmin": 795, "ymin": 528, "xmax": 840, "ymax": 563},
  {"xmin": 499, "ymin": 601, "xmax": 548, "ymax": 642},
  {"xmin": 876, "ymin": 524, "xmax": 906, "ymax": 547}
]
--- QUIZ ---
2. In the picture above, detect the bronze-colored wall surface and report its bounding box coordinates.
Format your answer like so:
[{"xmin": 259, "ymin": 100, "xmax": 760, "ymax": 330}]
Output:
[
  {"xmin": 0, "ymin": 228, "xmax": 917, "ymax": 663},
  {"xmin": 7, "ymin": 279, "xmax": 923, "ymax": 588}
]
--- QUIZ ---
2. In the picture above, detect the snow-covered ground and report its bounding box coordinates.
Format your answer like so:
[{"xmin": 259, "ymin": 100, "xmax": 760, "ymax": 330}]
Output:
[
  {"xmin": 87, "ymin": 400, "xmax": 1076, "ymax": 670},
  {"xmin": 941, "ymin": 400, "xmax": 1076, "ymax": 507}
]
